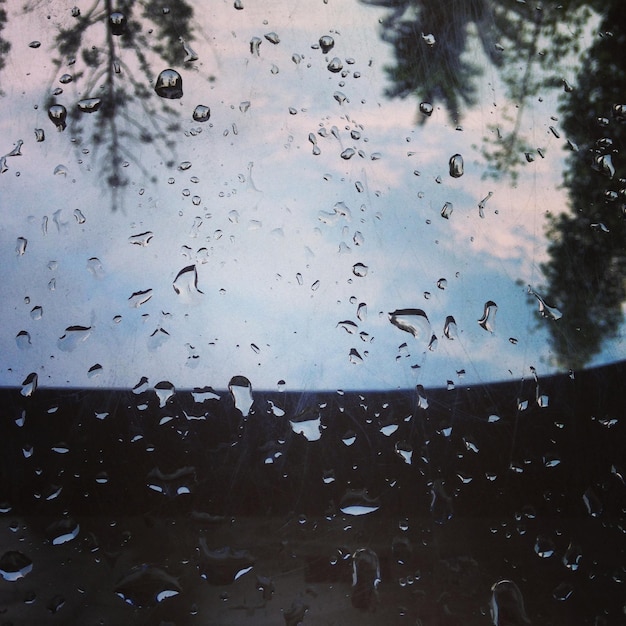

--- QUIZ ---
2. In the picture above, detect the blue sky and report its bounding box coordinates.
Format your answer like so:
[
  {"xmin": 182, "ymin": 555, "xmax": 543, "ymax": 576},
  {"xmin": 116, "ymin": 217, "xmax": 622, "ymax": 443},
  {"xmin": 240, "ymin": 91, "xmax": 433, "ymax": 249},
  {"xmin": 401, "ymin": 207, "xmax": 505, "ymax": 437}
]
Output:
[{"xmin": 1, "ymin": 0, "xmax": 622, "ymax": 391}]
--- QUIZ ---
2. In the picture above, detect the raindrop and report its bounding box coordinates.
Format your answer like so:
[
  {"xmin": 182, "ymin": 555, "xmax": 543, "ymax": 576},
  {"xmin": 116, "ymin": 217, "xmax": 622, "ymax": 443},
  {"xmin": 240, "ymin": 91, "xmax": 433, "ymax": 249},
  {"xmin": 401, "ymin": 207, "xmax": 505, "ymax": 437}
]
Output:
[
  {"xmin": 21, "ymin": 372, "xmax": 38, "ymax": 397},
  {"xmin": 250, "ymin": 36, "xmax": 262, "ymax": 55},
  {"xmin": 264, "ymin": 32, "xmax": 280, "ymax": 44},
  {"xmin": 394, "ymin": 441, "xmax": 412, "ymax": 465},
  {"xmin": 192, "ymin": 105, "xmax": 210, "ymax": 122},
  {"xmin": 478, "ymin": 301, "xmax": 498, "ymax": 332},
  {"xmin": 339, "ymin": 489, "xmax": 380, "ymax": 516},
  {"xmin": 327, "ymin": 57, "xmax": 343, "ymax": 73},
  {"xmin": 553, "ymin": 582, "xmax": 574, "ymax": 601},
  {"xmin": 443, "ymin": 316, "xmax": 458, "ymax": 340},
  {"xmin": 229, "ymin": 375, "xmax": 253, "ymax": 417},
  {"xmin": 419, "ymin": 102, "xmax": 433, "ymax": 116},
  {"xmin": 198, "ymin": 540, "xmax": 255, "ymax": 585},
  {"xmin": 155, "ymin": 69, "xmax": 183, "ymax": 99},
  {"xmin": 115, "ymin": 565, "xmax": 181, "ymax": 607},
  {"xmin": 421, "ymin": 33, "xmax": 436, "ymax": 46},
  {"xmin": 15, "ymin": 237, "xmax": 27, "ymax": 255},
  {"xmin": 234, "ymin": 0, "xmax": 243, "ymax": 8},
  {"xmin": 57, "ymin": 325, "xmax": 92, "ymax": 351},
  {"xmin": 351, "ymin": 548, "xmax": 381, "ymax": 610},
  {"xmin": 34, "ymin": 128, "xmax": 45, "ymax": 142},
  {"xmin": 46, "ymin": 518, "xmax": 80, "ymax": 545},
  {"xmin": 437, "ymin": 278, "xmax": 447, "ymax": 290},
  {"xmin": 534, "ymin": 535, "xmax": 555, "ymax": 558},
  {"xmin": 352, "ymin": 263, "xmax": 368, "ymax": 277},
  {"xmin": 30, "ymin": 306, "xmax": 43, "ymax": 320},
  {"xmin": 73, "ymin": 209, "xmax": 86, "ymax": 223},
  {"xmin": 528, "ymin": 287, "xmax": 562, "ymax": 320},
  {"xmin": 88, "ymin": 363, "xmax": 102, "ymax": 378},
  {"xmin": 582, "ymin": 487, "xmax": 602, "ymax": 517},
  {"xmin": 172, "ymin": 265, "xmax": 202, "ymax": 296},
  {"xmin": 29, "ymin": 41, "xmax": 41, "ymax": 49},
  {"xmin": 440, "ymin": 202, "xmax": 453, "ymax": 219},
  {"xmin": 16, "ymin": 331, "xmax": 31, "ymax": 350},
  {"xmin": 430, "ymin": 479, "xmax": 453, "ymax": 524},
  {"xmin": 154, "ymin": 381, "xmax": 175, "ymax": 408},
  {"xmin": 449, "ymin": 153, "xmax": 464, "ymax": 177},
  {"xmin": 388, "ymin": 309, "xmax": 431, "ymax": 342},
  {"xmin": 77, "ymin": 98, "xmax": 101, "ymax": 113},
  {"xmin": 592, "ymin": 154, "xmax": 615, "ymax": 178},
  {"xmin": 563, "ymin": 542, "xmax": 582, "ymax": 571},
  {"xmin": 340, "ymin": 147, "xmax": 355, "ymax": 160},
  {"xmin": 490, "ymin": 580, "xmax": 530, "ymax": 626},
  {"xmin": 48, "ymin": 104, "xmax": 67, "ymax": 130},
  {"xmin": 319, "ymin": 35, "xmax": 335, "ymax": 54},
  {"xmin": 239, "ymin": 100, "xmax": 250, "ymax": 113},
  {"xmin": 0, "ymin": 551, "xmax": 33, "ymax": 581},
  {"xmin": 289, "ymin": 409, "xmax": 322, "ymax": 441},
  {"xmin": 129, "ymin": 231, "xmax": 154, "ymax": 246},
  {"xmin": 109, "ymin": 12, "xmax": 127, "ymax": 36},
  {"xmin": 128, "ymin": 289, "xmax": 153, "ymax": 307}
]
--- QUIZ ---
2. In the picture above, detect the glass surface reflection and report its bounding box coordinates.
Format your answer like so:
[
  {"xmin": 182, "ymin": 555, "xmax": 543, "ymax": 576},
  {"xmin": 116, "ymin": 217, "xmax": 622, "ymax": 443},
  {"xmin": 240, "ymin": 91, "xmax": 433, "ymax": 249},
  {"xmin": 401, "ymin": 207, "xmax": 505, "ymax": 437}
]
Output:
[{"xmin": 0, "ymin": 1, "xmax": 625, "ymax": 624}]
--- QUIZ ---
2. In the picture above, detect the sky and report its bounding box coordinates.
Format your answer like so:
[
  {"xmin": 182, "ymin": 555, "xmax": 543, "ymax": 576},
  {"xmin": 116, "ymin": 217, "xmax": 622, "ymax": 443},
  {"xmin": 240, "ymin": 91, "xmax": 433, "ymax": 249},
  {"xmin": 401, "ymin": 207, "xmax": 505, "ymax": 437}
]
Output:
[{"xmin": 1, "ymin": 0, "xmax": 621, "ymax": 391}]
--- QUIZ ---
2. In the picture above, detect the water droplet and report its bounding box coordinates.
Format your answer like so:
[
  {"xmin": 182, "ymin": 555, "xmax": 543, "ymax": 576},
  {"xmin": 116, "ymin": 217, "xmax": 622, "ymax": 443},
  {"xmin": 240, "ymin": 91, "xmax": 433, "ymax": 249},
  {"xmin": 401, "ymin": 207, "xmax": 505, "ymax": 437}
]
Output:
[
  {"xmin": 154, "ymin": 381, "xmax": 175, "ymax": 408},
  {"xmin": 534, "ymin": 535, "xmax": 555, "ymax": 558},
  {"xmin": 109, "ymin": 12, "xmax": 127, "ymax": 36},
  {"xmin": 250, "ymin": 36, "xmax": 262, "ymax": 56},
  {"xmin": 48, "ymin": 104, "xmax": 67, "ymax": 130},
  {"xmin": 352, "ymin": 263, "xmax": 368, "ymax": 277},
  {"xmin": 34, "ymin": 128, "xmax": 45, "ymax": 142},
  {"xmin": 388, "ymin": 309, "xmax": 431, "ymax": 342},
  {"xmin": 592, "ymin": 153, "xmax": 615, "ymax": 178},
  {"xmin": 15, "ymin": 237, "xmax": 27, "ymax": 255},
  {"xmin": 351, "ymin": 548, "xmax": 381, "ymax": 610},
  {"xmin": 88, "ymin": 363, "xmax": 102, "ymax": 378},
  {"xmin": 192, "ymin": 104, "xmax": 210, "ymax": 122},
  {"xmin": 563, "ymin": 542, "xmax": 582, "ymax": 571},
  {"xmin": 290, "ymin": 409, "xmax": 322, "ymax": 441},
  {"xmin": 394, "ymin": 441, "xmax": 412, "ymax": 465},
  {"xmin": 115, "ymin": 565, "xmax": 181, "ymax": 607},
  {"xmin": 478, "ymin": 301, "xmax": 498, "ymax": 332},
  {"xmin": 440, "ymin": 202, "xmax": 453, "ymax": 219},
  {"xmin": 443, "ymin": 316, "xmax": 457, "ymax": 339},
  {"xmin": 77, "ymin": 97, "xmax": 101, "ymax": 113},
  {"xmin": 327, "ymin": 57, "xmax": 343, "ymax": 73},
  {"xmin": 57, "ymin": 325, "xmax": 92, "ymax": 351},
  {"xmin": 340, "ymin": 147, "xmax": 355, "ymax": 160},
  {"xmin": 430, "ymin": 479, "xmax": 453, "ymax": 524},
  {"xmin": 528, "ymin": 286, "xmax": 562, "ymax": 320},
  {"xmin": 229, "ymin": 375, "xmax": 253, "ymax": 417},
  {"xmin": 16, "ymin": 331, "xmax": 31, "ymax": 350},
  {"xmin": 234, "ymin": 0, "xmax": 244, "ymax": 8},
  {"xmin": 319, "ymin": 35, "xmax": 334, "ymax": 53},
  {"xmin": 173, "ymin": 265, "xmax": 202, "ymax": 296},
  {"xmin": 30, "ymin": 305, "xmax": 43, "ymax": 320},
  {"xmin": 155, "ymin": 69, "xmax": 183, "ymax": 99},
  {"xmin": 582, "ymin": 487, "xmax": 603, "ymax": 517},
  {"xmin": 419, "ymin": 102, "xmax": 433, "ymax": 116},
  {"xmin": 198, "ymin": 540, "xmax": 255, "ymax": 585},
  {"xmin": 437, "ymin": 278, "xmax": 447, "ymax": 290},
  {"xmin": 29, "ymin": 41, "xmax": 41, "ymax": 49},
  {"xmin": 449, "ymin": 153, "xmax": 464, "ymax": 178},
  {"xmin": 421, "ymin": 33, "xmax": 436, "ymax": 46},
  {"xmin": 128, "ymin": 231, "xmax": 154, "ymax": 246},
  {"xmin": 0, "ymin": 551, "xmax": 33, "ymax": 581},
  {"xmin": 333, "ymin": 91, "xmax": 347, "ymax": 105},
  {"xmin": 339, "ymin": 489, "xmax": 380, "ymax": 516},
  {"xmin": 46, "ymin": 518, "xmax": 80, "ymax": 545},
  {"xmin": 264, "ymin": 32, "xmax": 280, "ymax": 44},
  {"xmin": 490, "ymin": 580, "xmax": 530, "ymax": 626},
  {"xmin": 21, "ymin": 372, "xmax": 38, "ymax": 397},
  {"xmin": 127, "ymin": 289, "xmax": 152, "ymax": 308},
  {"xmin": 54, "ymin": 164, "xmax": 68, "ymax": 176}
]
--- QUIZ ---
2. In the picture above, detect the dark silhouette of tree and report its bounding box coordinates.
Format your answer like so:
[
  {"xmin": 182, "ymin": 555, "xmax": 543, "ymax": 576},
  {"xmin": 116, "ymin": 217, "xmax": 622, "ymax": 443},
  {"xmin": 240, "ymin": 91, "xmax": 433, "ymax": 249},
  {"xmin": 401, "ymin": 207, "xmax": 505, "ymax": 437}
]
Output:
[
  {"xmin": 27, "ymin": 0, "xmax": 197, "ymax": 209},
  {"xmin": 0, "ymin": 0, "xmax": 10, "ymax": 83},
  {"xmin": 538, "ymin": 1, "xmax": 626, "ymax": 369}
]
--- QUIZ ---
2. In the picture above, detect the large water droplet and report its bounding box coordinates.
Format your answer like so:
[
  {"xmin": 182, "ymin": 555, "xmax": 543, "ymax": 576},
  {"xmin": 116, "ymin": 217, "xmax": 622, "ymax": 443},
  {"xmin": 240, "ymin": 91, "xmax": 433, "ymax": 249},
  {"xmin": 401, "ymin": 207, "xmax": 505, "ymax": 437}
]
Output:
[
  {"xmin": 250, "ymin": 36, "xmax": 262, "ymax": 56},
  {"xmin": 115, "ymin": 565, "xmax": 181, "ymax": 607},
  {"xmin": 109, "ymin": 12, "xmax": 127, "ymax": 36},
  {"xmin": 319, "ymin": 35, "xmax": 335, "ymax": 54},
  {"xmin": 48, "ymin": 104, "xmax": 67, "ymax": 130},
  {"xmin": 534, "ymin": 535, "xmax": 555, "ymax": 558},
  {"xmin": 563, "ymin": 542, "xmax": 582, "ymax": 571},
  {"xmin": 351, "ymin": 548, "xmax": 381, "ymax": 610},
  {"xmin": 289, "ymin": 408, "xmax": 322, "ymax": 441},
  {"xmin": 430, "ymin": 479, "xmax": 453, "ymax": 524},
  {"xmin": 388, "ymin": 309, "xmax": 431, "ymax": 341},
  {"xmin": 229, "ymin": 375, "xmax": 253, "ymax": 417},
  {"xmin": 16, "ymin": 331, "xmax": 31, "ymax": 350},
  {"xmin": 77, "ymin": 98, "xmax": 101, "ymax": 113},
  {"xmin": 0, "ymin": 551, "xmax": 33, "ymax": 581},
  {"xmin": 173, "ymin": 265, "xmax": 202, "ymax": 296},
  {"xmin": 449, "ymin": 153, "xmax": 464, "ymax": 177},
  {"xmin": 192, "ymin": 105, "xmax": 210, "ymax": 122},
  {"xmin": 58, "ymin": 325, "xmax": 92, "ymax": 351},
  {"xmin": 528, "ymin": 287, "xmax": 562, "ymax": 320},
  {"xmin": 592, "ymin": 153, "xmax": 615, "ymax": 178},
  {"xmin": 440, "ymin": 202, "xmax": 453, "ymax": 219},
  {"xmin": 155, "ymin": 69, "xmax": 183, "ymax": 99},
  {"xmin": 154, "ymin": 381, "xmax": 175, "ymax": 408},
  {"xmin": 490, "ymin": 580, "xmax": 530, "ymax": 626},
  {"xmin": 339, "ymin": 489, "xmax": 380, "ymax": 516},
  {"xmin": 419, "ymin": 102, "xmax": 433, "ymax": 116},
  {"xmin": 327, "ymin": 57, "xmax": 343, "ymax": 73},
  {"xmin": 478, "ymin": 301, "xmax": 498, "ymax": 332},
  {"xmin": 15, "ymin": 237, "xmax": 27, "ymax": 255},
  {"xmin": 352, "ymin": 263, "xmax": 368, "ymax": 277},
  {"xmin": 46, "ymin": 518, "xmax": 80, "ymax": 545},
  {"xmin": 21, "ymin": 372, "xmax": 38, "ymax": 397},
  {"xmin": 443, "ymin": 316, "xmax": 457, "ymax": 339},
  {"xmin": 198, "ymin": 540, "xmax": 255, "ymax": 585}
]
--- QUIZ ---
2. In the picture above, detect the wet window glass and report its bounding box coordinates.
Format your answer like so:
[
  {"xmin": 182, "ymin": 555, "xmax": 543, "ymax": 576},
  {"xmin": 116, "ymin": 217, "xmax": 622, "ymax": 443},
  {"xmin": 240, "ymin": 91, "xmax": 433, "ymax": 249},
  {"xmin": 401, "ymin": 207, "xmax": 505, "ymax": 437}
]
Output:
[{"xmin": 1, "ymin": 0, "xmax": 625, "ymax": 623}]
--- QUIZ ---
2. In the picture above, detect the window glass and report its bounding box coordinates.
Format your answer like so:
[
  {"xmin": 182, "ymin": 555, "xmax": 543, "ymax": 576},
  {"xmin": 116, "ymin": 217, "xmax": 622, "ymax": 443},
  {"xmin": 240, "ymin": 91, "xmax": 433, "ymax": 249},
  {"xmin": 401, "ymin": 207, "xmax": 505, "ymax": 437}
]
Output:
[{"xmin": 0, "ymin": 1, "xmax": 624, "ymax": 623}]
